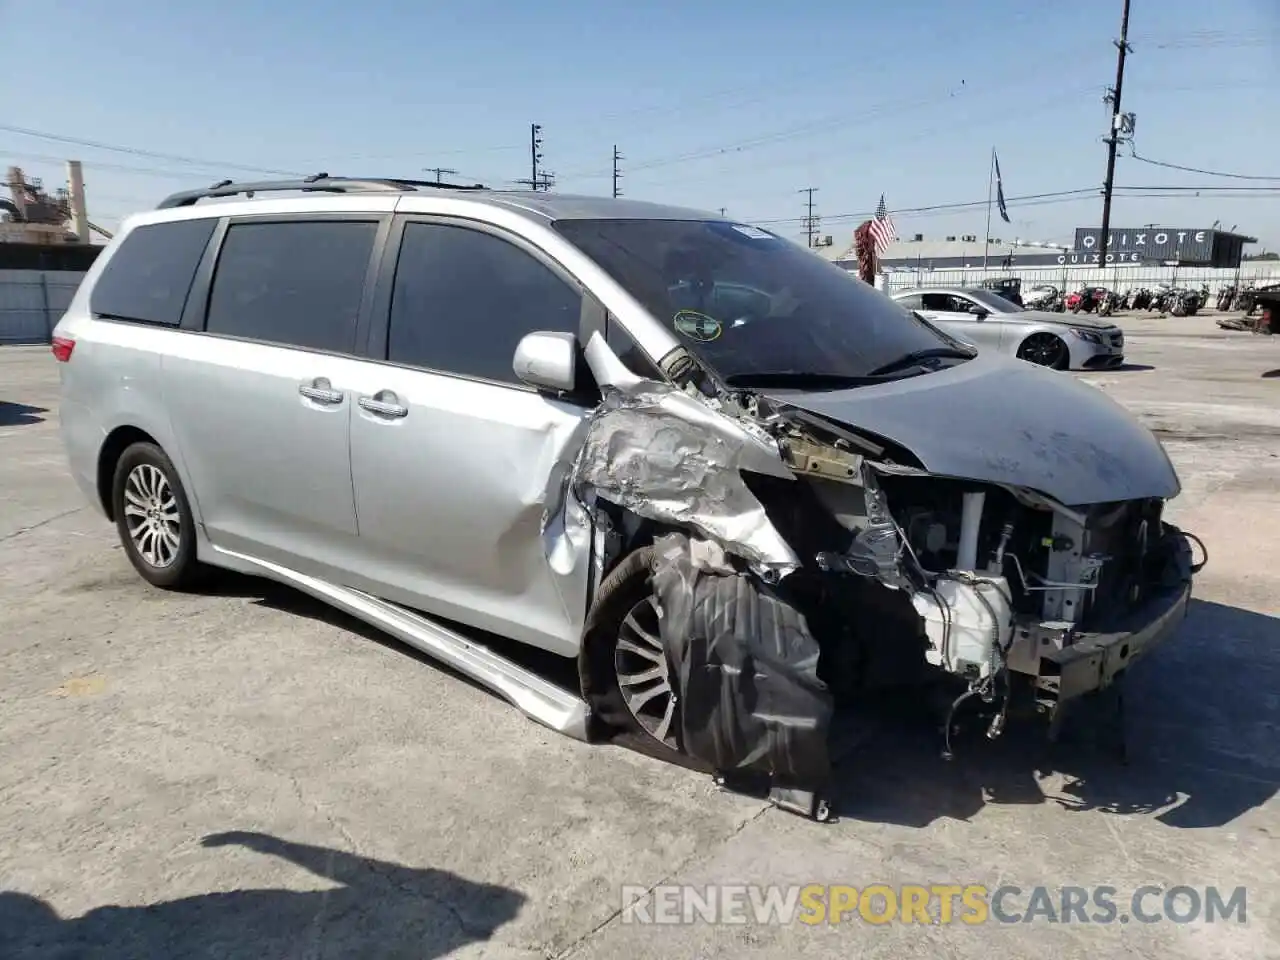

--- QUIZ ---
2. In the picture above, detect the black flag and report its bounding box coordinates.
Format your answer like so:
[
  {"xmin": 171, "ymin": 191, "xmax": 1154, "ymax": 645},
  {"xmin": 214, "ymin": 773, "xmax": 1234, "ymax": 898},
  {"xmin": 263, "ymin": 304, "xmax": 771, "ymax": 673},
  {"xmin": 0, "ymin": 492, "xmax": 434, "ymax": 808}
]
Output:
[{"xmin": 994, "ymin": 150, "xmax": 1011, "ymax": 224}]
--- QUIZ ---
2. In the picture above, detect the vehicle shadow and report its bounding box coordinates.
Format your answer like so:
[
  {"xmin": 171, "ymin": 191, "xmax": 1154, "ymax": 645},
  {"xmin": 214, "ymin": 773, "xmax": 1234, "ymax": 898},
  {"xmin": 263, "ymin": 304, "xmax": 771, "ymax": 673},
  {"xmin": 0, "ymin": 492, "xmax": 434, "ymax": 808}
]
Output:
[
  {"xmin": 0, "ymin": 401, "xmax": 47, "ymax": 426},
  {"xmin": 0, "ymin": 831, "xmax": 525, "ymax": 960},
  {"xmin": 829, "ymin": 598, "xmax": 1280, "ymax": 829},
  {"xmin": 1116, "ymin": 362, "xmax": 1155, "ymax": 372},
  {"xmin": 1262, "ymin": 369, "xmax": 1280, "ymax": 379}
]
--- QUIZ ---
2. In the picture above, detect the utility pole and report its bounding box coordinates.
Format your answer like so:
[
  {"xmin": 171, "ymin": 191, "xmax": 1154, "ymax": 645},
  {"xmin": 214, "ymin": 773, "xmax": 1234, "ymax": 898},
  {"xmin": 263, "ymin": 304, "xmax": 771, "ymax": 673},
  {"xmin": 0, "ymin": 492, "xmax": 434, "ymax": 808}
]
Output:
[
  {"xmin": 530, "ymin": 123, "xmax": 541, "ymax": 189},
  {"xmin": 800, "ymin": 187, "xmax": 819, "ymax": 248},
  {"xmin": 612, "ymin": 145, "xmax": 623, "ymax": 199},
  {"xmin": 424, "ymin": 166, "xmax": 459, "ymax": 183},
  {"xmin": 1097, "ymin": 0, "xmax": 1132, "ymax": 267},
  {"xmin": 517, "ymin": 123, "xmax": 553, "ymax": 191}
]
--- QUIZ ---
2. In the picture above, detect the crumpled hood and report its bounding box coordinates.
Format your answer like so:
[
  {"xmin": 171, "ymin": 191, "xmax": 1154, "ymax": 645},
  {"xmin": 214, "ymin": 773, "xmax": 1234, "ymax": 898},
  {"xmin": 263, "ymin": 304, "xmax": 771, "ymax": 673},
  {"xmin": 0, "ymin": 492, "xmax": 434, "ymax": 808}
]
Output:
[
  {"xmin": 767, "ymin": 352, "xmax": 1179, "ymax": 506},
  {"xmin": 1021, "ymin": 309, "xmax": 1116, "ymax": 330}
]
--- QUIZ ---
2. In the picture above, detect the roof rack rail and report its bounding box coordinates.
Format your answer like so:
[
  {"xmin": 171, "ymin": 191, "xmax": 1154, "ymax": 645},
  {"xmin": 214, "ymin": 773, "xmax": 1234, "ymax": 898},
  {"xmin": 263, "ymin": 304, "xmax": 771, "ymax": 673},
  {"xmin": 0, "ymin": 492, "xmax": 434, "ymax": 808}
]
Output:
[{"xmin": 156, "ymin": 173, "xmax": 488, "ymax": 209}]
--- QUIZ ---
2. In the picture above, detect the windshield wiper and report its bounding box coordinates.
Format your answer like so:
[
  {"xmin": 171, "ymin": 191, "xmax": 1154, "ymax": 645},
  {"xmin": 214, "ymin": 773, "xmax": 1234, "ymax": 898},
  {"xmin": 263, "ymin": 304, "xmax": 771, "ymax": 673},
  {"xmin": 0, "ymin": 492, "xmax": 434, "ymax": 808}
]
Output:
[
  {"xmin": 866, "ymin": 347, "xmax": 975, "ymax": 378},
  {"xmin": 723, "ymin": 371, "xmax": 883, "ymax": 390}
]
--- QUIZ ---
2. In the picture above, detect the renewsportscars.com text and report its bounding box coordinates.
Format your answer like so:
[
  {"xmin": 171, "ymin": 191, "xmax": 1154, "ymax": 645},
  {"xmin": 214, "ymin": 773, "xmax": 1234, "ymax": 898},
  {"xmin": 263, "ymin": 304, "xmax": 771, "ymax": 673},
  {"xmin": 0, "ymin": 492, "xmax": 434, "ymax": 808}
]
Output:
[{"xmin": 620, "ymin": 884, "xmax": 1247, "ymax": 926}]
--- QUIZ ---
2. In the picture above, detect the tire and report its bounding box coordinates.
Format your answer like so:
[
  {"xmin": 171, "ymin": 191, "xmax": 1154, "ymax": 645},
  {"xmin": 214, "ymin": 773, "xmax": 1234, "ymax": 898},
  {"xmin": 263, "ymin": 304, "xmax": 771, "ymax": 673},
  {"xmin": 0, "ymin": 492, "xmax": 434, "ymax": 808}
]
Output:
[
  {"xmin": 111, "ymin": 441, "xmax": 203, "ymax": 589},
  {"xmin": 1017, "ymin": 332, "xmax": 1069, "ymax": 370},
  {"xmin": 580, "ymin": 546, "xmax": 686, "ymax": 760}
]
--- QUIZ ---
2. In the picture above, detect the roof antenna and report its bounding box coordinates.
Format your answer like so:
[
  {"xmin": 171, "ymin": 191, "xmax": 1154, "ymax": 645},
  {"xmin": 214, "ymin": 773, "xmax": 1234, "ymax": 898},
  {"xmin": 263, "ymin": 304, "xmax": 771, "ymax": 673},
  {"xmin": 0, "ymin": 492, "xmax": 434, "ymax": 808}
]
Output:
[
  {"xmin": 304, "ymin": 172, "xmax": 329, "ymax": 183},
  {"xmin": 209, "ymin": 179, "xmax": 233, "ymax": 189}
]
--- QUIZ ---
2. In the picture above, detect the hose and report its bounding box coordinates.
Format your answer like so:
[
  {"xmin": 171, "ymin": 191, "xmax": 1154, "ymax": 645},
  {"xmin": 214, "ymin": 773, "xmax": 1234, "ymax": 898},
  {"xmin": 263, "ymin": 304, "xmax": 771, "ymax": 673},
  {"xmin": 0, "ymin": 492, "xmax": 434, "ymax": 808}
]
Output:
[
  {"xmin": 1183, "ymin": 530, "xmax": 1209, "ymax": 574},
  {"xmin": 941, "ymin": 685, "xmax": 983, "ymax": 760}
]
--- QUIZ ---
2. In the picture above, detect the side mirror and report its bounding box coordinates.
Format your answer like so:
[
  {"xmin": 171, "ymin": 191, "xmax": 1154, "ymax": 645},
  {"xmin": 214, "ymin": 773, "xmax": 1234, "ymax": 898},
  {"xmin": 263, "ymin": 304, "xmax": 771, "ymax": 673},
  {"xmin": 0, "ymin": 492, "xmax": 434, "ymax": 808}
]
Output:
[
  {"xmin": 513, "ymin": 331, "xmax": 577, "ymax": 394},
  {"xmin": 968, "ymin": 305, "xmax": 990, "ymax": 318}
]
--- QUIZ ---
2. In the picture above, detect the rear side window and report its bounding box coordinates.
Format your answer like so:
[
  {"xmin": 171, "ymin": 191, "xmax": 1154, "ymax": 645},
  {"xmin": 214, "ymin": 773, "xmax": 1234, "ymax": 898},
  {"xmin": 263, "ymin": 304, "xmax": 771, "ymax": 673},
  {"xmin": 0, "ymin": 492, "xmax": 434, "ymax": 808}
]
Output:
[
  {"xmin": 921, "ymin": 293, "xmax": 965, "ymax": 312},
  {"xmin": 205, "ymin": 220, "xmax": 378, "ymax": 353},
  {"xmin": 386, "ymin": 223, "xmax": 581, "ymax": 383},
  {"xmin": 89, "ymin": 219, "xmax": 216, "ymax": 326}
]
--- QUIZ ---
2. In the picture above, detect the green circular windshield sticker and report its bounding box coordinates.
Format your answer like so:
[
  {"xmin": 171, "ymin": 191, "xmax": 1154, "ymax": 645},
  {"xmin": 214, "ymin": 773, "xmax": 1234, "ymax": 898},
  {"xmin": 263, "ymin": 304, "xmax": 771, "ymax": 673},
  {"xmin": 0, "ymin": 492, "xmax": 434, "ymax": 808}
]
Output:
[{"xmin": 673, "ymin": 310, "xmax": 722, "ymax": 342}]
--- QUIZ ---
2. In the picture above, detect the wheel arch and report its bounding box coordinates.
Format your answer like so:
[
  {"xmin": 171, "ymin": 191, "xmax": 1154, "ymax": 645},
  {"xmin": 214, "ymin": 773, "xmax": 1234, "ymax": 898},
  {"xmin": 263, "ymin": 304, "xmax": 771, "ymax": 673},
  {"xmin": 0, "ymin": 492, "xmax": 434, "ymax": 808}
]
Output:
[{"xmin": 97, "ymin": 426, "xmax": 161, "ymax": 521}]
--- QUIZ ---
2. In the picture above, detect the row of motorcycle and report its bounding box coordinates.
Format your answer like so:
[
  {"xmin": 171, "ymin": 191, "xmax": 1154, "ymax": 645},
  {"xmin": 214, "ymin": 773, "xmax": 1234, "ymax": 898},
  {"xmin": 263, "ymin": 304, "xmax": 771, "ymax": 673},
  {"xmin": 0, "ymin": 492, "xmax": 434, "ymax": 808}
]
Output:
[
  {"xmin": 1022, "ymin": 284, "xmax": 1213, "ymax": 317},
  {"xmin": 1215, "ymin": 284, "xmax": 1276, "ymax": 315}
]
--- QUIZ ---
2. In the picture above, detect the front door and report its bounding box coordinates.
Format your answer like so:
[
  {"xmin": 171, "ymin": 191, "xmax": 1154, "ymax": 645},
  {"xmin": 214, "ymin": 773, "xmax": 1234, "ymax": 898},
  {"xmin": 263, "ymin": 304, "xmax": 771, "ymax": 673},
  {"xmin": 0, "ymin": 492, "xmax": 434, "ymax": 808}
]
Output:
[{"xmin": 346, "ymin": 218, "xmax": 596, "ymax": 657}]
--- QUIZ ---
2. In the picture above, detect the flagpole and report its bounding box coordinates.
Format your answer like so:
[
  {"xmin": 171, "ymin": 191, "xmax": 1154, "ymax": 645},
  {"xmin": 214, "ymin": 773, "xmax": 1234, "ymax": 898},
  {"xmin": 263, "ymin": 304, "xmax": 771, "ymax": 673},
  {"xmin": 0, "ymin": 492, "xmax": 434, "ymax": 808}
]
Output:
[{"xmin": 983, "ymin": 147, "xmax": 994, "ymax": 271}]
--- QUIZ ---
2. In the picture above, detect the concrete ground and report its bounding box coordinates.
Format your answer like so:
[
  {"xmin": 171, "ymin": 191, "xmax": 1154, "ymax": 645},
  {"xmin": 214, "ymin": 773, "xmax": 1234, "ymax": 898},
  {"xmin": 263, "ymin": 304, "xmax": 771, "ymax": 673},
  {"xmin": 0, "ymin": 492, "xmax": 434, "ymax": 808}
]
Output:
[{"xmin": 1, "ymin": 318, "xmax": 1278, "ymax": 959}]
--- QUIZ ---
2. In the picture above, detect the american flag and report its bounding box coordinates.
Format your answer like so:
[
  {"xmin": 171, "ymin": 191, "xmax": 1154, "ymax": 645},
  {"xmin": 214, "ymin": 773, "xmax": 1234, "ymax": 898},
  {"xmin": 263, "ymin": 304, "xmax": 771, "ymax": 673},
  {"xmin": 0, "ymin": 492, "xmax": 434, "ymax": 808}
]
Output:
[{"xmin": 868, "ymin": 194, "xmax": 898, "ymax": 256}]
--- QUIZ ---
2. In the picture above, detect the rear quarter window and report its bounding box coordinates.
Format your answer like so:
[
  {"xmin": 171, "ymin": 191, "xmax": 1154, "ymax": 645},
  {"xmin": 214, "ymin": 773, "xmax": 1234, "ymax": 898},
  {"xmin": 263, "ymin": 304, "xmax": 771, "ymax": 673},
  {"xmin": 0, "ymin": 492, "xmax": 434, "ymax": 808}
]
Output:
[{"xmin": 89, "ymin": 219, "xmax": 216, "ymax": 326}]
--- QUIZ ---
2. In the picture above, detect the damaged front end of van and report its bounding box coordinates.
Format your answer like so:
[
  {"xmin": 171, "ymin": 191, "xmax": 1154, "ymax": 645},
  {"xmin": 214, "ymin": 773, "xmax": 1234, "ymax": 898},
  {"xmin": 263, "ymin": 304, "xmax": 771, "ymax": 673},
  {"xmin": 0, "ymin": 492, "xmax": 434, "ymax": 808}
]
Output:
[{"xmin": 548, "ymin": 334, "xmax": 1204, "ymax": 819}]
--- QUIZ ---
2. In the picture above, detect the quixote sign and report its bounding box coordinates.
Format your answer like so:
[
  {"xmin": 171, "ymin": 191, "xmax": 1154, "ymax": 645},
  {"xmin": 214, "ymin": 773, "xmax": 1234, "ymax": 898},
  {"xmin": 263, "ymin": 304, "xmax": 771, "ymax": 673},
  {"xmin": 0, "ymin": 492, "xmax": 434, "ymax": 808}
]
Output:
[{"xmin": 1071, "ymin": 227, "xmax": 1215, "ymax": 264}]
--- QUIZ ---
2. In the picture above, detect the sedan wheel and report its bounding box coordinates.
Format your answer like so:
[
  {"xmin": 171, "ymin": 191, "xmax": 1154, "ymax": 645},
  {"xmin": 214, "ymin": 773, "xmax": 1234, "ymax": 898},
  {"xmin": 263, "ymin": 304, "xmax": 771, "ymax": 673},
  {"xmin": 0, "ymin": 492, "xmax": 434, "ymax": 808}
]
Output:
[
  {"xmin": 614, "ymin": 594, "xmax": 681, "ymax": 747},
  {"xmin": 1017, "ymin": 333, "xmax": 1069, "ymax": 369}
]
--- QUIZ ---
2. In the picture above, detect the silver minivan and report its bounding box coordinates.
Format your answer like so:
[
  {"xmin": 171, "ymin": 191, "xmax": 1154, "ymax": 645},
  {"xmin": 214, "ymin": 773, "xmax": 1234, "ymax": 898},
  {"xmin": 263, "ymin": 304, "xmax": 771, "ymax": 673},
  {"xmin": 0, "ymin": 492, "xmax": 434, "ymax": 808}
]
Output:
[{"xmin": 54, "ymin": 178, "xmax": 1201, "ymax": 816}]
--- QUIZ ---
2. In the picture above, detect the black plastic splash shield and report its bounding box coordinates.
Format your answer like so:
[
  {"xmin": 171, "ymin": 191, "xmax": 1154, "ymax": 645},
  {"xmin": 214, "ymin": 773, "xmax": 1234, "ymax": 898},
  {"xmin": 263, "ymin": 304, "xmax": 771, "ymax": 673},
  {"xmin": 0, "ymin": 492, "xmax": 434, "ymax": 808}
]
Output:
[{"xmin": 651, "ymin": 534, "xmax": 833, "ymax": 785}]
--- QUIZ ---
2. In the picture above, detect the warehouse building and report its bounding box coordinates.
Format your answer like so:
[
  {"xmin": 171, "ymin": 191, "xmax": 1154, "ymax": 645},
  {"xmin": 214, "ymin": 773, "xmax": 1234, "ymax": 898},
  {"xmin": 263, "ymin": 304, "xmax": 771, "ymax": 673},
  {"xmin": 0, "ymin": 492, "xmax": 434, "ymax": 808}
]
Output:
[{"xmin": 824, "ymin": 225, "xmax": 1257, "ymax": 271}]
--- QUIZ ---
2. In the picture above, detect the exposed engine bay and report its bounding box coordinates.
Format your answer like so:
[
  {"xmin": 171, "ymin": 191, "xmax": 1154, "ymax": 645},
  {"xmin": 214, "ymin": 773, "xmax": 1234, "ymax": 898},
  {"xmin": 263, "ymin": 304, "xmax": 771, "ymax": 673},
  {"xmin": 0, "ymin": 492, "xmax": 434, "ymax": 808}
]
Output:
[{"xmin": 552, "ymin": 336, "xmax": 1205, "ymax": 819}]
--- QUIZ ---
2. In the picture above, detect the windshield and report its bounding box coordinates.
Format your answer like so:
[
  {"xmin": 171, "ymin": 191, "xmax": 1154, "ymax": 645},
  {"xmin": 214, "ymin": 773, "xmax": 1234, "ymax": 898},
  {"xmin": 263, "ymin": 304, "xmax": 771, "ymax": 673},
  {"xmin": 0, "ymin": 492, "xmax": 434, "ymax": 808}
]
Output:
[
  {"xmin": 966, "ymin": 288, "xmax": 1024, "ymax": 312},
  {"xmin": 553, "ymin": 218, "xmax": 965, "ymax": 382}
]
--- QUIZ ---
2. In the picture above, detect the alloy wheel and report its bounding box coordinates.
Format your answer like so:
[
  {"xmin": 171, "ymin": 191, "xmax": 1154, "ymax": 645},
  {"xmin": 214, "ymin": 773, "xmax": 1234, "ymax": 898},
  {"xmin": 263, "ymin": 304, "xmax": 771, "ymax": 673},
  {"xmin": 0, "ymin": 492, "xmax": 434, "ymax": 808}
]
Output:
[
  {"xmin": 614, "ymin": 595, "xmax": 680, "ymax": 746},
  {"xmin": 122, "ymin": 463, "xmax": 182, "ymax": 568},
  {"xmin": 1020, "ymin": 334, "xmax": 1067, "ymax": 368}
]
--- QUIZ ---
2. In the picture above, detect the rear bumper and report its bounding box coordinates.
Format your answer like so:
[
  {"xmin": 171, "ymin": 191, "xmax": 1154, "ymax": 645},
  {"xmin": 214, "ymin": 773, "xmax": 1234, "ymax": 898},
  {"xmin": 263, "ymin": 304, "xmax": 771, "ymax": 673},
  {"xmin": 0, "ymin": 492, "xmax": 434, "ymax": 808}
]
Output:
[{"xmin": 1045, "ymin": 576, "xmax": 1191, "ymax": 704}]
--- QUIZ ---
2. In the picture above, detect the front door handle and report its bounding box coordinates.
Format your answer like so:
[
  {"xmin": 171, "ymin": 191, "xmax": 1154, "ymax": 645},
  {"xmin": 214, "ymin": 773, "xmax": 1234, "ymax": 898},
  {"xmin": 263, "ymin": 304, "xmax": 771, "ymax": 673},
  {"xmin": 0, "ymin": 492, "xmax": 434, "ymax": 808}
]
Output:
[
  {"xmin": 358, "ymin": 390, "xmax": 408, "ymax": 419},
  {"xmin": 299, "ymin": 377, "xmax": 344, "ymax": 405}
]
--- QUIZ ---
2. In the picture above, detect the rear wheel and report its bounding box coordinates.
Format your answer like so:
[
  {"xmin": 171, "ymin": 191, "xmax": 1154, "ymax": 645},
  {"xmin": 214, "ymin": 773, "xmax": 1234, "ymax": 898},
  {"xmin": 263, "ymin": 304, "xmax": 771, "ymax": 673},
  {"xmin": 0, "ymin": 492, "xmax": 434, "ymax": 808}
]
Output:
[
  {"xmin": 1017, "ymin": 332, "xmax": 1069, "ymax": 369},
  {"xmin": 111, "ymin": 442, "xmax": 203, "ymax": 589},
  {"xmin": 581, "ymin": 546, "xmax": 684, "ymax": 756}
]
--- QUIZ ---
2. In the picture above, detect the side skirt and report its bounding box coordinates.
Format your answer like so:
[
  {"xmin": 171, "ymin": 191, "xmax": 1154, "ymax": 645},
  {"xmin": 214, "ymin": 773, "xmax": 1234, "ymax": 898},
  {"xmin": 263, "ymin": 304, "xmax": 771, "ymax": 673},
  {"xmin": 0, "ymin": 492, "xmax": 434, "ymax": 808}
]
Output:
[{"xmin": 209, "ymin": 546, "xmax": 592, "ymax": 741}]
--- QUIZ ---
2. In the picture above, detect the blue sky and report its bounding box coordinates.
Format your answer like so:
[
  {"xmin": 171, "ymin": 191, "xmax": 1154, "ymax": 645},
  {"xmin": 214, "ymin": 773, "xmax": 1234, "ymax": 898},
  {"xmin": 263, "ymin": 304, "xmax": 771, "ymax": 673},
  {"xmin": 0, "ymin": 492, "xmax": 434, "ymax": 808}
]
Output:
[{"xmin": 2, "ymin": 0, "xmax": 1276, "ymax": 248}]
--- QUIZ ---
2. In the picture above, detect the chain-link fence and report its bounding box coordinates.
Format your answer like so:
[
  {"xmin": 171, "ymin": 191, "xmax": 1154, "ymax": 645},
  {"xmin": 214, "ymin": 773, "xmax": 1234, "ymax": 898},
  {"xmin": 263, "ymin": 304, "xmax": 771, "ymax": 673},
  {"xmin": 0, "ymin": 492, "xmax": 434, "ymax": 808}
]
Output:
[
  {"xmin": 879, "ymin": 263, "xmax": 1280, "ymax": 298},
  {"xmin": 0, "ymin": 271, "xmax": 86, "ymax": 343}
]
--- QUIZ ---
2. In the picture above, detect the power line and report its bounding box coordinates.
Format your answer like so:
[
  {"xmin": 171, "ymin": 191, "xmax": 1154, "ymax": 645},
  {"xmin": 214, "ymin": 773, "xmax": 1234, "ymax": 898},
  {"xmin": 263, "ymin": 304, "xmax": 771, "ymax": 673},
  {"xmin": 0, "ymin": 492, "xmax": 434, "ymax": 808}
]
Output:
[
  {"xmin": 0, "ymin": 121, "xmax": 300, "ymax": 177},
  {"xmin": 319, "ymin": 142, "xmax": 527, "ymax": 163},
  {"xmin": 1127, "ymin": 150, "xmax": 1280, "ymax": 181},
  {"xmin": 754, "ymin": 188, "xmax": 1099, "ymax": 227},
  {"xmin": 601, "ymin": 70, "xmax": 1247, "ymax": 199},
  {"xmin": 1116, "ymin": 184, "xmax": 1280, "ymax": 192},
  {"xmin": 556, "ymin": 74, "xmax": 1108, "ymax": 182},
  {"xmin": 574, "ymin": 8, "xmax": 1062, "ymax": 135},
  {"xmin": 753, "ymin": 184, "xmax": 1277, "ymax": 232},
  {"xmin": 423, "ymin": 166, "xmax": 460, "ymax": 183},
  {"xmin": 0, "ymin": 149, "xmax": 221, "ymax": 181}
]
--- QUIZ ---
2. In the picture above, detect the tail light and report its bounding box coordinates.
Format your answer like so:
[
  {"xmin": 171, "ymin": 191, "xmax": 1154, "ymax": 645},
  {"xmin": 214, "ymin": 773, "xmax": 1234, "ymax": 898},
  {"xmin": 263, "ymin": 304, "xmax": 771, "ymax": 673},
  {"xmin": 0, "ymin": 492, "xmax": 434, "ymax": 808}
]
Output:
[{"xmin": 51, "ymin": 336, "xmax": 75, "ymax": 362}]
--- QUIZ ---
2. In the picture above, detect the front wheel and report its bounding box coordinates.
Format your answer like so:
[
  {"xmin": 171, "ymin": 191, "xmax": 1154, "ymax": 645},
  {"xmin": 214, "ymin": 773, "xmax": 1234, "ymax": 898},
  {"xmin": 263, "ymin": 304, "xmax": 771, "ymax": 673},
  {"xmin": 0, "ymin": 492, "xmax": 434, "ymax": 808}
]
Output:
[
  {"xmin": 580, "ymin": 546, "xmax": 685, "ymax": 758},
  {"xmin": 111, "ymin": 441, "xmax": 204, "ymax": 589},
  {"xmin": 1017, "ymin": 332, "xmax": 1069, "ymax": 369}
]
